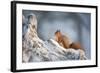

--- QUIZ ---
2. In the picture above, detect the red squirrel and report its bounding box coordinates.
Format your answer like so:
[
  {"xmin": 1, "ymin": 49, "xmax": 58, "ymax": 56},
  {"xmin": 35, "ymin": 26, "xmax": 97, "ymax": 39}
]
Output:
[{"xmin": 55, "ymin": 30, "xmax": 84, "ymax": 50}]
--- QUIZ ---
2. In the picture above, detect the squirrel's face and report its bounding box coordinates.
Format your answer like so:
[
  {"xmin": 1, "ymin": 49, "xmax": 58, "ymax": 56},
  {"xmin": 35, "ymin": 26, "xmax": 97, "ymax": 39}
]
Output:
[{"xmin": 55, "ymin": 32, "xmax": 61, "ymax": 42}]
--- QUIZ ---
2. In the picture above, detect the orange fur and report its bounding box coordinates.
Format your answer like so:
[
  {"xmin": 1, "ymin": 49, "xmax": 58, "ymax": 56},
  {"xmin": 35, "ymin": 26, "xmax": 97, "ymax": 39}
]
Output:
[
  {"xmin": 55, "ymin": 30, "xmax": 71, "ymax": 49},
  {"xmin": 69, "ymin": 42, "xmax": 84, "ymax": 50},
  {"xmin": 55, "ymin": 30, "xmax": 84, "ymax": 50}
]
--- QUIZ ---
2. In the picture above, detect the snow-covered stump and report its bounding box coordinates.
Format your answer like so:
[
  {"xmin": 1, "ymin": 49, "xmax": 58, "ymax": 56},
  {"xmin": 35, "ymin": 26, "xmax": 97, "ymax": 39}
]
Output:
[
  {"xmin": 45, "ymin": 39, "xmax": 87, "ymax": 61},
  {"xmin": 22, "ymin": 14, "xmax": 87, "ymax": 63}
]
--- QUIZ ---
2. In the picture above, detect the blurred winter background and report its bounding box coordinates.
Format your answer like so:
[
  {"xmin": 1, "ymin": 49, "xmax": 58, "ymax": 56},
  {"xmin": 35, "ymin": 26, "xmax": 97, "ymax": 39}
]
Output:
[{"xmin": 23, "ymin": 10, "xmax": 91, "ymax": 59}]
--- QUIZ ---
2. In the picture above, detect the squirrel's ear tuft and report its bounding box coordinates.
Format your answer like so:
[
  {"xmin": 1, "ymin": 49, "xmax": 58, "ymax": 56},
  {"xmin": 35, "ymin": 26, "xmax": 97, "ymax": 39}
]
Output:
[
  {"xmin": 55, "ymin": 30, "xmax": 60, "ymax": 34},
  {"xmin": 56, "ymin": 29, "xmax": 60, "ymax": 32}
]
